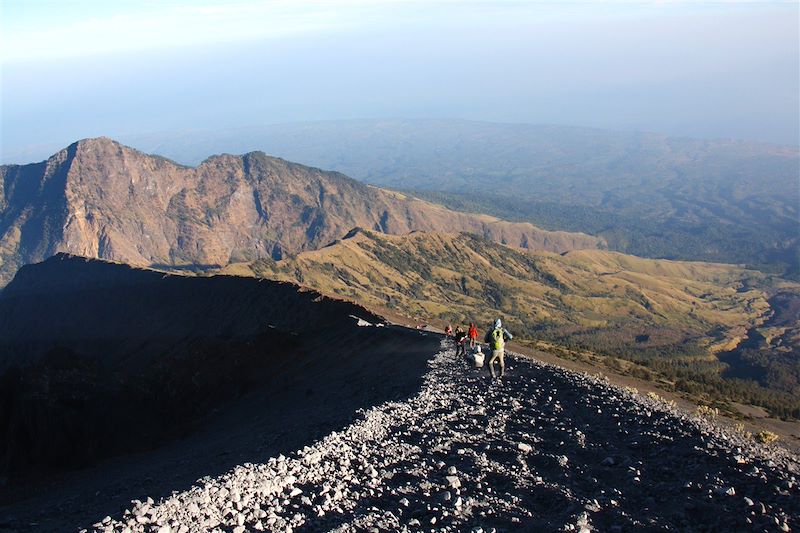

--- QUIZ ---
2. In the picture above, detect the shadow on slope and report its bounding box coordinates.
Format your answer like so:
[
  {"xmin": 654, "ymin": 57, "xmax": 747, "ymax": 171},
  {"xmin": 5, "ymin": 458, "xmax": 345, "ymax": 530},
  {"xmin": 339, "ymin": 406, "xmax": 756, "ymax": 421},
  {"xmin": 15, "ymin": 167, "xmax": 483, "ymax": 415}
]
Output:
[{"xmin": 0, "ymin": 254, "xmax": 439, "ymax": 531}]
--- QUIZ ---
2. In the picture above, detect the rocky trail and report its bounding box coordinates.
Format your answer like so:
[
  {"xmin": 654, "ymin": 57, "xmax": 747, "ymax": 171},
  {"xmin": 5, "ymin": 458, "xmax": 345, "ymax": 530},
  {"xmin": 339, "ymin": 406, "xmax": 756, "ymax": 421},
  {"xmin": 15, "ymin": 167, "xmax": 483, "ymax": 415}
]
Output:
[{"xmin": 90, "ymin": 340, "xmax": 798, "ymax": 533}]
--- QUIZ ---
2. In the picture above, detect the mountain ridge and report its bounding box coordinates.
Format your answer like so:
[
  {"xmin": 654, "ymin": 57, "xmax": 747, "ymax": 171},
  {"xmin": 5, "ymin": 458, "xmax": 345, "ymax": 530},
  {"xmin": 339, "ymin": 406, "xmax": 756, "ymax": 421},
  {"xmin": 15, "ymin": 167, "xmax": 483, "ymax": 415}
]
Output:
[
  {"xmin": 0, "ymin": 137, "xmax": 603, "ymax": 286},
  {"xmin": 100, "ymin": 119, "xmax": 799, "ymax": 277}
]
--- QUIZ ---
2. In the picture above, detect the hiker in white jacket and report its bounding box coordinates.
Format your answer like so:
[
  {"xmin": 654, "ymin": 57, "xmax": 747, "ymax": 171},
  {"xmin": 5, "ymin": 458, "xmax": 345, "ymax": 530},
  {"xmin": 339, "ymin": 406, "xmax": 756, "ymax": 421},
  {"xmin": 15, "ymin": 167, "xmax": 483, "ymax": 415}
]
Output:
[{"xmin": 470, "ymin": 345, "xmax": 485, "ymax": 368}]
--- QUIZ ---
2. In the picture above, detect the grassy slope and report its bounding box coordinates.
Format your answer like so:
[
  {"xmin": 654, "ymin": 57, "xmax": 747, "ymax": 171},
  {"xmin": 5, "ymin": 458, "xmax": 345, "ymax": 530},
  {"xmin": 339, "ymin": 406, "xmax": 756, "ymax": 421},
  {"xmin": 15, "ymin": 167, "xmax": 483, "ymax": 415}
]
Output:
[{"xmin": 224, "ymin": 229, "xmax": 800, "ymax": 418}]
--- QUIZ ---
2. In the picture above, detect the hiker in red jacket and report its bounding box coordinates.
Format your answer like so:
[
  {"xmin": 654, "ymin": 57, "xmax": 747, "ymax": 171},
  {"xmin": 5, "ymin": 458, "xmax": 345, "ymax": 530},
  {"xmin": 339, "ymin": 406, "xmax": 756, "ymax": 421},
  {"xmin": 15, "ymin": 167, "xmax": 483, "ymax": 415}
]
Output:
[{"xmin": 468, "ymin": 322, "xmax": 478, "ymax": 348}]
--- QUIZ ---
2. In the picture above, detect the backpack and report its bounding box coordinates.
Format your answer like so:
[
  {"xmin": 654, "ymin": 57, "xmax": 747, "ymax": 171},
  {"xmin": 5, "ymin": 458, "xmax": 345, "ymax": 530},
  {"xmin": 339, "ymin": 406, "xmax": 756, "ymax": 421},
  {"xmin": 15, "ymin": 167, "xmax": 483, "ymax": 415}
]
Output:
[{"xmin": 491, "ymin": 328, "xmax": 505, "ymax": 350}]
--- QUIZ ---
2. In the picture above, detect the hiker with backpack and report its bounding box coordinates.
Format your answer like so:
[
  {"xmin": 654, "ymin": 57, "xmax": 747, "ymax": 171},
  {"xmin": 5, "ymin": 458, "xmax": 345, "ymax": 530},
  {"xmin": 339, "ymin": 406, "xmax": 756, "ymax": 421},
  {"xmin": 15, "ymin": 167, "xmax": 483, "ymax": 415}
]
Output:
[
  {"xmin": 484, "ymin": 319, "xmax": 513, "ymax": 378},
  {"xmin": 455, "ymin": 325, "xmax": 468, "ymax": 357}
]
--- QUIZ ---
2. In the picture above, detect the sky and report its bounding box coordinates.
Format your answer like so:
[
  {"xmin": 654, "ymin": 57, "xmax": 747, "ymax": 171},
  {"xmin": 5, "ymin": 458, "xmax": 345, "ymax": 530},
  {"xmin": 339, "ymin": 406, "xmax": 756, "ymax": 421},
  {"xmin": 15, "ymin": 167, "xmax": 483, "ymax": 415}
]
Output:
[{"xmin": 1, "ymin": 0, "xmax": 798, "ymax": 163}]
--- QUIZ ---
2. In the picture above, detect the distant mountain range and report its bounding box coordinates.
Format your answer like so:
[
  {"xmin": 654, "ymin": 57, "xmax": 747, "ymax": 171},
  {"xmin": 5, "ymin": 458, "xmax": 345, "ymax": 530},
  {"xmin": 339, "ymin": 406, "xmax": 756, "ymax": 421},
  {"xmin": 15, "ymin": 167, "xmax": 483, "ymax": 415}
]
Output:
[
  {"xmin": 0, "ymin": 137, "xmax": 601, "ymax": 286},
  {"xmin": 108, "ymin": 119, "xmax": 799, "ymax": 278}
]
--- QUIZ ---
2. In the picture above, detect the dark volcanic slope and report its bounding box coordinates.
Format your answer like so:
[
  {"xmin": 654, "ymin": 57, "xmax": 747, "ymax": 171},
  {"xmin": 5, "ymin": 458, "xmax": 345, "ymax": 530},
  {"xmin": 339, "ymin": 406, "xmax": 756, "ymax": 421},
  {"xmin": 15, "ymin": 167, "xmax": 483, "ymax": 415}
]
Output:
[
  {"xmin": 0, "ymin": 137, "xmax": 601, "ymax": 285},
  {"xmin": 0, "ymin": 254, "xmax": 440, "ymax": 530},
  {"xmin": 0, "ymin": 254, "xmax": 384, "ymax": 374}
]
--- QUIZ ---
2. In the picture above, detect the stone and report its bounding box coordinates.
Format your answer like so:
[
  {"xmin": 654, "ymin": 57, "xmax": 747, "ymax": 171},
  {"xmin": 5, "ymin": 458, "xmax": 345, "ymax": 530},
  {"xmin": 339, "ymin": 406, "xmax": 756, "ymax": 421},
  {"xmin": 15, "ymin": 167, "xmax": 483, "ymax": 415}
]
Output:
[
  {"xmin": 585, "ymin": 499, "xmax": 601, "ymax": 513},
  {"xmin": 446, "ymin": 476, "xmax": 461, "ymax": 489},
  {"xmin": 517, "ymin": 443, "xmax": 532, "ymax": 453}
]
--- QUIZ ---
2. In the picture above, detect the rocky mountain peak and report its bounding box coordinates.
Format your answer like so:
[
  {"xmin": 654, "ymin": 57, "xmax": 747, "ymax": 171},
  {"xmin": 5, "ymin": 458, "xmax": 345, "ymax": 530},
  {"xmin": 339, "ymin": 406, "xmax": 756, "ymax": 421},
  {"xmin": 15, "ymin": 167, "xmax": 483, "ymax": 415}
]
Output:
[
  {"xmin": 72, "ymin": 136, "xmax": 122, "ymax": 150},
  {"xmin": 0, "ymin": 139, "xmax": 604, "ymax": 285}
]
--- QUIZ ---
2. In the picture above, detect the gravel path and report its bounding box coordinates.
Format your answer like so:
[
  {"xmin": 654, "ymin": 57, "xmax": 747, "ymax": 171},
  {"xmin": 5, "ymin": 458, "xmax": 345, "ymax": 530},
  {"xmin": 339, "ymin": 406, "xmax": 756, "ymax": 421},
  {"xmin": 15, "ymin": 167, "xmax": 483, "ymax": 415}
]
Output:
[{"xmin": 89, "ymin": 341, "xmax": 798, "ymax": 532}]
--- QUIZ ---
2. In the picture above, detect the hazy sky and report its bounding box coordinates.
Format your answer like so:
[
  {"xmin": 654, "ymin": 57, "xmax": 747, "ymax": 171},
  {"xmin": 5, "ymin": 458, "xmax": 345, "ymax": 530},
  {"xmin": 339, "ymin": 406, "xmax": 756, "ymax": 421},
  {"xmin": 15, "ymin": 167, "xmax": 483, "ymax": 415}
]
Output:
[{"xmin": 1, "ymin": 1, "xmax": 798, "ymax": 163}]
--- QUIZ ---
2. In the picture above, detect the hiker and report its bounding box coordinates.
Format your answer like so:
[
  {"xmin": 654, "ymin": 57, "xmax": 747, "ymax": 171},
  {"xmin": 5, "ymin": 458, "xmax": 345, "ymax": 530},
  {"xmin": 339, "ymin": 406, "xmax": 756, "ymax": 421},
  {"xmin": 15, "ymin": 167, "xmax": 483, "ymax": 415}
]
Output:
[
  {"xmin": 484, "ymin": 319, "xmax": 513, "ymax": 378},
  {"xmin": 468, "ymin": 322, "xmax": 478, "ymax": 348},
  {"xmin": 469, "ymin": 345, "xmax": 485, "ymax": 368},
  {"xmin": 455, "ymin": 326, "xmax": 468, "ymax": 357},
  {"xmin": 445, "ymin": 324, "xmax": 453, "ymax": 338}
]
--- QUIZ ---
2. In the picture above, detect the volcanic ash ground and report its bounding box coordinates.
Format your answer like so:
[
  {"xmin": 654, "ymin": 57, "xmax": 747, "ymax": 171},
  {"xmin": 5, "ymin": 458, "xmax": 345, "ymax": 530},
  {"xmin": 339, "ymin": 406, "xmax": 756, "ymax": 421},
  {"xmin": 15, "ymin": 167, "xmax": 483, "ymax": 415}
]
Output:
[{"xmin": 89, "ymin": 341, "xmax": 798, "ymax": 532}]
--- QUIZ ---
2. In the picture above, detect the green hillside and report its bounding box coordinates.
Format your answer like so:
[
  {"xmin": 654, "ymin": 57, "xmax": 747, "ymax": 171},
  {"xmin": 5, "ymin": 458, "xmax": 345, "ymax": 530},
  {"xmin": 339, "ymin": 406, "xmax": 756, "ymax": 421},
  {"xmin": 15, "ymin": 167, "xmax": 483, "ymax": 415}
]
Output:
[{"xmin": 229, "ymin": 229, "xmax": 800, "ymax": 418}]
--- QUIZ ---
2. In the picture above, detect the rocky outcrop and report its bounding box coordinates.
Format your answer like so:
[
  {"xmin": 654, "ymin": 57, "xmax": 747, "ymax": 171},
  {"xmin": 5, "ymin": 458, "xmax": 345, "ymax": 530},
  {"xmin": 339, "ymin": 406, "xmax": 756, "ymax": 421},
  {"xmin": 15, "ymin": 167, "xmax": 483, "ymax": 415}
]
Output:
[{"xmin": 0, "ymin": 138, "xmax": 603, "ymax": 285}]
